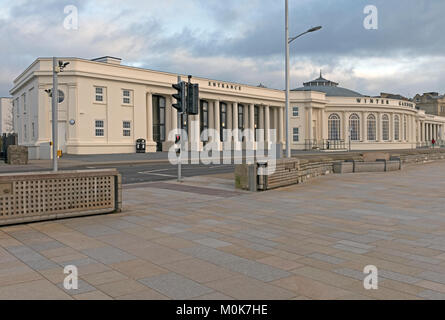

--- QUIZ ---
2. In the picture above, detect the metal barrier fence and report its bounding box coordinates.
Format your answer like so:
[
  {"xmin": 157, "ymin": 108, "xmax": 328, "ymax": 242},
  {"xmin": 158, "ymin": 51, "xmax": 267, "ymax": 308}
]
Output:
[{"xmin": 305, "ymin": 139, "xmax": 346, "ymax": 151}]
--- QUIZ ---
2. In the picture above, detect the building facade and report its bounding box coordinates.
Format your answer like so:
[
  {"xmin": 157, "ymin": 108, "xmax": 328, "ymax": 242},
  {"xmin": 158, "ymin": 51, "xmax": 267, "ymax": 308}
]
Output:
[
  {"xmin": 413, "ymin": 92, "xmax": 445, "ymax": 116},
  {"xmin": 0, "ymin": 97, "xmax": 13, "ymax": 134},
  {"xmin": 9, "ymin": 57, "xmax": 445, "ymax": 159}
]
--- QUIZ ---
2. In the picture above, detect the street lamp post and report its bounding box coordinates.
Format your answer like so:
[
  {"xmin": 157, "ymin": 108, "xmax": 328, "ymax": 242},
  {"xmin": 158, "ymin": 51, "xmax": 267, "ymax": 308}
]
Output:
[
  {"xmin": 50, "ymin": 57, "xmax": 69, "ymax": 172},
  {"xmin": 51, "ymin": 57, "xmax": 59, "ymax": 172},
  {"xmin": 284, "ymin": 0, "xmax": 321, "ymax": 158}
]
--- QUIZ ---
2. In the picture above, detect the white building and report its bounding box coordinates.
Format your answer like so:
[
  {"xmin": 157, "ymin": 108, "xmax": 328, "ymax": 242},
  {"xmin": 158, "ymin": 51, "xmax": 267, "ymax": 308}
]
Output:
[
  {"xmin": 0, "ymin": 97, "xmax": 13, "ymax": 134},
  {"xmin": 9, "ymin": 56, "xmax": 445, "ymax": 159}
]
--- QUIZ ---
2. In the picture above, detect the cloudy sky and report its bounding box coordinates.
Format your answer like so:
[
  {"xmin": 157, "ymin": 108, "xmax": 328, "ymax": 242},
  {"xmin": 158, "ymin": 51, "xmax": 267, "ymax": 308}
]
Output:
[{"xmin": 1, "ymin": 0, "xmax": 444, "ymax": 97}]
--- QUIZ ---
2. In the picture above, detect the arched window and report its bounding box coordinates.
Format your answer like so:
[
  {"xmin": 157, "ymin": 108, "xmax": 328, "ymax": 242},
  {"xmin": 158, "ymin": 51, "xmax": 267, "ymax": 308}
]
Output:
[
  {"xmin": 349, "ymin": 114, "xmax": 360, "ymax": 141},
  {"xmin": 403, "ymin": 115, "xmax": 407, "ymax": 141},
  {"xmin": 328, "ymin": 114, "xmax": 341, "ymax": 140},
  {"xmin": 394, "ymin": 115, "xmax": 400, "ymax": 141},
  {"xmin": 382, "ymin": 114, "xmax": 389, "ymax": 141},
  {"xmin": 367, "ymin": 114, "xmax": 376, "ymax": 141}
]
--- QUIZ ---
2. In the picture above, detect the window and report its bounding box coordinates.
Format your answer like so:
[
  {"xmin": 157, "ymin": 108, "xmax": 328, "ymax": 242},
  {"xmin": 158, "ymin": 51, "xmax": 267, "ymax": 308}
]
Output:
[
  {"xmin": 328, "ymin": 114, "xmax": 341, "ymax": 140},
  {"xmin": 32, "ymin": 122, "xmax": 35, "ymax": 139},
  {"xmin": 367, "ymin": 114, "xmax": 376, "ymax": 141},
  {"xmin": 123, "ymin": 121, "xmax": 131, "ymax": 137},
  {"xmin": 220, "ymin": 103, "xmax": 227, "ymax": 142},
  {"xmin": 95, "ymin": 87, "xmax": 104, "ymax": 102},
  {"xmin": 382, "ymin": 114, "xmax": 389, "ymax": 141},
  {"xmin": 200, "ymin": 100, "xmax": 209, "ymax": 142},
  {"xmin": 238, "ymin": 104, "xmax": 244, "ymax": 130},
  {"xmin": 95, "ymin": 120, "xmax": 104, "ymax": 137},
  {"xmin": 394, "ymin": 115, "xmax": 400, "ymax": 140},
  {"xmin": 292, "ymin": 106, "xmax": 299, "ymax": 117},
  {"xmin": 122, "ymin": 90, "xmax": 132, "ymax": 105},
  {"xmin": 349, "ymin": 114, "xmax": 360, "ymax": 141},
  {"xmin": 238, "ymin": 104, "xmax": 244, "ymax": 142},
  {"xmin": 153, "ymin": 96, "xmax": 166, "ymax": 144},
  {"xmin": 403, "ymin": 115, "xmax": 407, "ymax": 141},
  {"xmin": 24, "ymin": 124, "xmax": 27, "ymax": 140},
  {"xmin": 254, "ymin": 106, "xmax": 259, "ymax": 141},
  {"xmin": 293, "ymin": 128, "xmax": 299, "ymax": 142}
]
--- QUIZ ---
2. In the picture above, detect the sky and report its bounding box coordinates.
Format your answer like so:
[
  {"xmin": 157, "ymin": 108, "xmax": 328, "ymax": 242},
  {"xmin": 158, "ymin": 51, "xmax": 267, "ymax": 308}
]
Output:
[{"xmin": 1, "ymin": 0, "xmax": 444, "ymax": 98}]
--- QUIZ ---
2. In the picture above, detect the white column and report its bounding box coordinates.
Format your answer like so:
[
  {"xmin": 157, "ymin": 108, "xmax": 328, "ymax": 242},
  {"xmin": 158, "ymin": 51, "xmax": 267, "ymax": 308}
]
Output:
[
  {"xmin": 171, "ymin": 102, "xmax": 177, "ymax": 131},
  {"xmin": 214, "ymin": 100, "xmax": 221, "ymax": 149},
  {"xmin": 377, "ymin": 113, "xmax": 382, "ymax": 142},
  {"xmin": 273, "ymin": 107, "xmax": 278, "ymax": 143},
  {"xmin": 362, "ymin": 112, "xmax": 367, "ymax": 141},
  {"xmin": 307, "ymin": 107, "xmax": 312, "ymax": 141},
  {"xmin": 233, "ymin": 102, "xmax": 240, "ymax": 150},
  {"xmin": 208, "ymin": 100, "xmax": 214, "ymax": 139},
  {"xmin": 249, "ymin": 104, "xmax": 255, "ymax": 143},
  {"xmin": 265, "ymin": 105, "xmax": 270, "ymax": 144},
  {"xmin": 278, "ymin": 107, "xmax": 284, "ymax": 144},
  {"xmin": 259, "ymin": 105, "xmax": 264, "ymax": 142},
  {"xmin": 146, "ymin": 92, "xmax": 156, "ymax": 152}
]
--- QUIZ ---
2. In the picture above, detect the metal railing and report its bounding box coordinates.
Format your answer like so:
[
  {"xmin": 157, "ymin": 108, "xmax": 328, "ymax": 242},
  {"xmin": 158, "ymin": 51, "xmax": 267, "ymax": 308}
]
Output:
[{"xmin": 305, "ymin": 139, "xmax": 346, "ymax": 151}]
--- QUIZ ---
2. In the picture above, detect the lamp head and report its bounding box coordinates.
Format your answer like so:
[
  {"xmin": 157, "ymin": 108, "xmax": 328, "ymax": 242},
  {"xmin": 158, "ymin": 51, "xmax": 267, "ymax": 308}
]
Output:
[{"xmin": 307, "ymin": 26, "xmax": 322, "ymax": 33}]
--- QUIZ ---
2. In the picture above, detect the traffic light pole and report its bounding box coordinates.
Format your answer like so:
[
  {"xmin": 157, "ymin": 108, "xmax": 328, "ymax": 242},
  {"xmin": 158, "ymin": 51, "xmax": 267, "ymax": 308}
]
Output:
[
  {"xmin": 177, "ymin": 75, "xmax": 182, "ymax": 182},
  {"xmin": 52, "ymin": 57, "xmax": 59, "ymax": 172}
]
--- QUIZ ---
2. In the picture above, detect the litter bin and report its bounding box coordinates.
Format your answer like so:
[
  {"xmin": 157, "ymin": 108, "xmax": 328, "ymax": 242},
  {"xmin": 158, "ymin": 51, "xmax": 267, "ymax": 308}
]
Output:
[{"xmin": 136, "ymin": 139, "xmax": 146, "ymax": 153}]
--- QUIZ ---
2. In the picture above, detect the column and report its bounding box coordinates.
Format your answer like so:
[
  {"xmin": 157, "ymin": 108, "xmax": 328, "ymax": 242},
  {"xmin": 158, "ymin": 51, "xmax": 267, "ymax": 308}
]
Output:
[
  {"xmin": 265, "ymin": 105, "xmax": 270, "ymax": 144},
  {"xmin": 307, "ymin": 107, "xmax": 312, "ymax": 141},
  {"xmin": 361, "ymin": 112, "xmax": 367, "ymax": 141},
  {"xmin": 227, "ymin": 103, "xmax": 232, "ymax": 132},
  {"xmin": 278, "ymin": 107, "xmax": 284, "ymax": 144},
  {"xmin": 273, "ymin": 107, "xmax": 279, "ymax": 143},
  {"xmin": 208, "ymin": 100, "xmax": 214, "ymax": 139},
  {"xmin": 171, "ymin": 102, "xmax": 177, "ymax": 131},
  {"xmin": 233, "ymin": 102, "xmax": 240, "ymax": 149},
  {"xmin": 243, "ymin": 104, "xmax": 249, "ymax": 131},
  {"xmin": 259, "ymin": 105, "xmax": 264, "ymax": 141},
  {"xmin": 428, "ymin": 123, "xmax": 431, "ymax": 141},
  {"xmin": 214, "ymin": 100, "xmax": 220, "ymax": 148},
  {"xmin": 249, "ymin": 104, "xmax": 255, "ymax": 143},
  {"xmin": 377, "ymin": 113, "xmax": 382, "ymax": 142},
  {"xmin": 343, "ymin": 112, "xmax": 348, "ymax": 141},
  {"xmin": 191, "ymin": 112, "xmax": 200, "ymax": 151},
  {"xmin": 389, "ymin": 114, "xmax": 393, "ymax": 141},
  {"xmin": 146, "ymin": 92, "xmax": 157, "ymax": 152}
]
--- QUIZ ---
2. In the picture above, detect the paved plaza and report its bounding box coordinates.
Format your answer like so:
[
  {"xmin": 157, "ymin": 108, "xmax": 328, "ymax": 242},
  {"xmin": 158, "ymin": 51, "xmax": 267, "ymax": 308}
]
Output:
[{"xmin": 1, "ymin": 161, "xmax": 445, "ymax": 299}]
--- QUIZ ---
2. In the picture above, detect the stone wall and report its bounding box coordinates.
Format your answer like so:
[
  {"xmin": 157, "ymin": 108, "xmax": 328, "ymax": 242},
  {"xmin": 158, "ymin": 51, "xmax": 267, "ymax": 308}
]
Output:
[
  {"xmin": 0, "ymin": 169, "xmax": 122, "ymax": 226},
  {"xmin": 7, "ymin": 145, "xmax": 28, "ymax": 165},
  {"xmin": 235, "ymin": 148, "xmax": 445, "ymax": 191}
]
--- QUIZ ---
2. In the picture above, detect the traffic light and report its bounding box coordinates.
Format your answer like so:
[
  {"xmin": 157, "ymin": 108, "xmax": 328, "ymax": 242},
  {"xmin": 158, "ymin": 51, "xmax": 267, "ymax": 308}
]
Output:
[
  {"xmin": 172, "ymin": 81, "xmax": 186, "ymax": 112},
  {"xmin": 186, "ymin": 83, "xmax": 199, "ymax": 115},
  {"xmin": 175, "ymin": 134, "xmax": 181, "ymax": 156}
]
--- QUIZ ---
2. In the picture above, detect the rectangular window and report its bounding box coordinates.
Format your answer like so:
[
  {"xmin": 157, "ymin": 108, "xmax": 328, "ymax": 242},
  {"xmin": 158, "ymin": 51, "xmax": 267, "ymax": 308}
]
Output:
[
  {"xmin": 292, "ymin": 106, "xmax": 299, "ymax": 117},
  {"xmin": 123, "ymin": 121, "xmax": 131, "ymax": 137},
  {"xmin": 293, "ymin": 128, "xmax": 299, "ymax": 142},
  {"xmin": 24, "ymin": 124, "xmax": 27, "ymax": 140},
  {"xmin": 95, "ymin": 120, "xmax": 104, "ymax": 137},
  {"xmin": 32, "ymin": 122, "xmax": 35, "ymax": 138},
  {"xmin": 122, "ymin": 90, "xmax": 132, "ymax": 105},
  {"xmin": 95, "ymin": 87, "xmax": 104, "ymax": 102}
]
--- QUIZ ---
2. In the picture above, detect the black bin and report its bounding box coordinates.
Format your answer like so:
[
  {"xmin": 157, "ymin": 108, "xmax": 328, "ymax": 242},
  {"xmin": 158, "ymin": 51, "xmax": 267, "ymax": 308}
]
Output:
[{"xmin": 136, "ymin": 139, "xmax": 146, "ymax": 153}]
